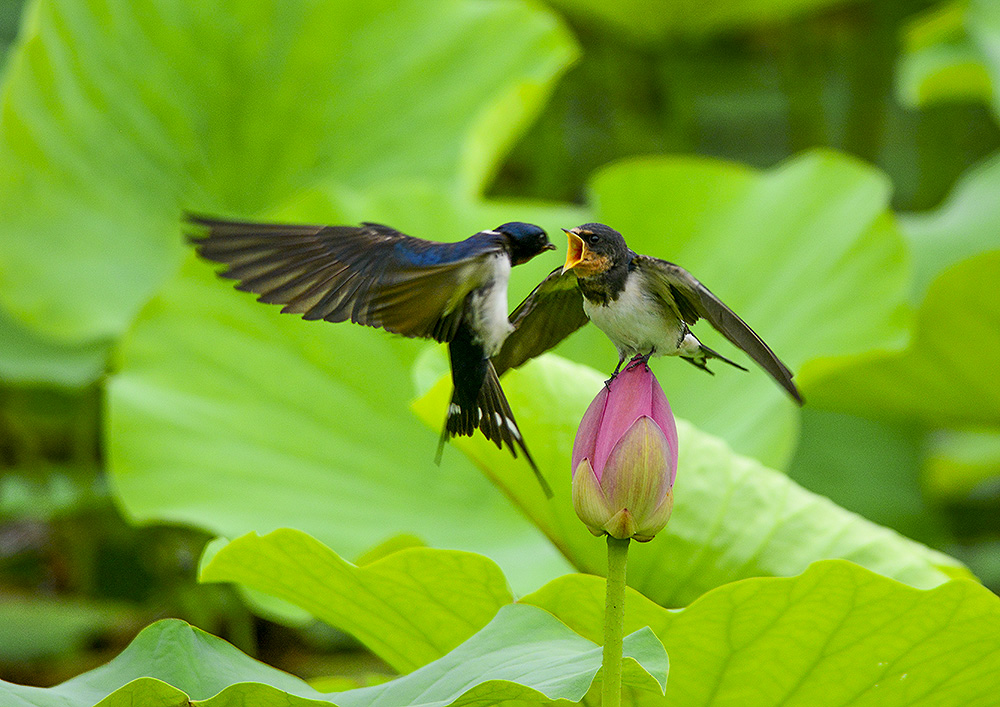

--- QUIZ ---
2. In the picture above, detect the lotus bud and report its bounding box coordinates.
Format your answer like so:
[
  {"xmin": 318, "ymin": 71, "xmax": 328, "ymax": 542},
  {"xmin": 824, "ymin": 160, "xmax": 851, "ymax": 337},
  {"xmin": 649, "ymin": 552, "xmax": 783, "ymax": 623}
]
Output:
[{"xmin": 571, "ymin": 363, "xmax": 677, "ymax": 542}]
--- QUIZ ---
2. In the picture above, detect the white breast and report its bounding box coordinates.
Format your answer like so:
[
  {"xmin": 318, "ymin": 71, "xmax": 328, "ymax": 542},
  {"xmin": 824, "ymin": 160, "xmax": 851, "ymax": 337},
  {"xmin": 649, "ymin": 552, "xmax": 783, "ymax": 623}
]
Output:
[
  {"xmin": 583, "ymin": 272, "xmax": 685, "ymax": 359},
  {"xmin": 468, "ymin": 254, "xmax": 514, "ymax": 356}
]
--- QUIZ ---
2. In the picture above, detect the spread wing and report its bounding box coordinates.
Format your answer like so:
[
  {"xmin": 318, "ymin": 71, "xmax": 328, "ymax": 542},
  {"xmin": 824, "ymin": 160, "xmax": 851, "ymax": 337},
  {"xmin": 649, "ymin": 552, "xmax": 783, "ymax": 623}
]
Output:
[
  {"xmin": 492, "ymin": 267, "xmax": 589, "ymax": 376},
  {"xmin": 636, "ymin": 255, "xmax": 802, "ymax": 403},
  {"xmin": 187, "ymin": 215, "xmax": 501, "ymax": 343}
]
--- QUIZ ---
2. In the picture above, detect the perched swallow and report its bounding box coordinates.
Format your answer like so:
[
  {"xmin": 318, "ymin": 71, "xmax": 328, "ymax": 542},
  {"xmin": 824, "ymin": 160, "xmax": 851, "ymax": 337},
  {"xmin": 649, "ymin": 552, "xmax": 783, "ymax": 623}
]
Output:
[
  {"xmin": 493, "ymin": 223, "xmax": 802, "ymax": 404},
  {"xmin": 187, "ymin": 215, "xmax": 557, "ymax": 495}
]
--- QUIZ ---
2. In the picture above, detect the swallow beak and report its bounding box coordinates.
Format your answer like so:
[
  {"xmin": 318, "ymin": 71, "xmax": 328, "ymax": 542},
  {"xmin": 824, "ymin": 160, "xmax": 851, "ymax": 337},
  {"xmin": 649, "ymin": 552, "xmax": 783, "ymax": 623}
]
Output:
[
  {"xmin": 563, "ymin": 229, "xmax": 586, "ymax": 271},
  {"xmin": 544, "ymin": 242, "xmax": 557, "ymax": 251}
]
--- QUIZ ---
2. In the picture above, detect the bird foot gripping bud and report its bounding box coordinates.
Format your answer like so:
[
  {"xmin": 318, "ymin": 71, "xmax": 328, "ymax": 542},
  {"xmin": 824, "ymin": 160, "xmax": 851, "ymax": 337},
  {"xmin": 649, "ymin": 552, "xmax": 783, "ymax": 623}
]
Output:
[{"xmin": 571, "ymin": 363, "xmax": 677, "ymax": 542}]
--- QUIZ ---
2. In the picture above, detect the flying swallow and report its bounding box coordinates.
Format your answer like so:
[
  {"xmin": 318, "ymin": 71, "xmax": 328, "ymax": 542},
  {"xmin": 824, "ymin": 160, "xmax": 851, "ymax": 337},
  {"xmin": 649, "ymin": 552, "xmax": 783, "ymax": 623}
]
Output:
[
  {"xmin": 187, "ymin": 215, "xmax": 558, "ymax": 495},
  {"xmin": 493, "ymin": 222, "xmax": 802, "ymax": 404}
]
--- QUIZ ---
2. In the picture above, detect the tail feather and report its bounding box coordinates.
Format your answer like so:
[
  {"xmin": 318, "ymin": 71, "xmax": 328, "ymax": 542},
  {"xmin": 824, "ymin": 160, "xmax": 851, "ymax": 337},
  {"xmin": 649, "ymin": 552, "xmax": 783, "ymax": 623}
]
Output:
[
  {"xmin": 682, "ymin": 341, "xmax": 749, "ymax": 374},
  {"xmin": 438, "ymin": 363, "xmax": 552, "ymax": 498}
]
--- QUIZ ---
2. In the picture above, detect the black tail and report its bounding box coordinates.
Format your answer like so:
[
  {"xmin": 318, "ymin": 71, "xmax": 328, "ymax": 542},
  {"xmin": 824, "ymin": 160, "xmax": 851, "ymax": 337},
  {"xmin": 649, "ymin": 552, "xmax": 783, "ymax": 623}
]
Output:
[
  {"xmin": 682, "ymin": 341, "xmax": 749, "ymax": 375},
  {"xmin": 437, "ymin": 328, "xmax": 551, "ymax": 497},
  {"xmin": 436, "ymin": 363, "xmax": 552, "ymax": 498}
]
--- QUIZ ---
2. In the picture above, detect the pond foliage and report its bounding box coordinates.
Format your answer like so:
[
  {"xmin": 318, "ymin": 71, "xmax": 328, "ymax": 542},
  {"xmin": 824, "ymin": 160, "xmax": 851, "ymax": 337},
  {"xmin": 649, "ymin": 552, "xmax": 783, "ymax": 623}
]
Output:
[{"xmin": 1, "ymin": 0, "xmax": 1000, "ymax": 704}]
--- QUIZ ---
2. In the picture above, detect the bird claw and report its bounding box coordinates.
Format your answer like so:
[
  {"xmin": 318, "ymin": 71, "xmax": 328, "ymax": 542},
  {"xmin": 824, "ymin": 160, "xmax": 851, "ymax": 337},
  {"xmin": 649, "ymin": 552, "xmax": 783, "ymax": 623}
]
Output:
[
  {"xmin": 607, "ymin": 357, "xmax": 626, "ymax": 385},
  {"xmin": 624, "ymin": 352, "xmax": 653, "ymax": 372},
  {"xmin": 608, "ymin": 352, "xmax": 653, "ymax": 383}
]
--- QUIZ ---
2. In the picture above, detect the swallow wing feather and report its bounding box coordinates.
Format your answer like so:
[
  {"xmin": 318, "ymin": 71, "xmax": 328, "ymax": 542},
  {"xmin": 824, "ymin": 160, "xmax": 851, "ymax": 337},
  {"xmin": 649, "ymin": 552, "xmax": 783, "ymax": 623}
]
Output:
[
  {"xmin": 492, "ymin": 266, "xmax": 590, "ymax": 376},
  {"xmin": 188, "ymin": 216, "xmax": 500, "ymax": 343},
  {"xmin": 636, "ymin": 255, "xmax": 801, "ymax": 403}
]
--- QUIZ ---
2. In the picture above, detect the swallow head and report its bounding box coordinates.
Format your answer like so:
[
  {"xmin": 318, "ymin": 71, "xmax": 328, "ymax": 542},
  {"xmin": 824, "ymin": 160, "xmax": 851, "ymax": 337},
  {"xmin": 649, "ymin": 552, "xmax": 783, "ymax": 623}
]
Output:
[
  {"xmin": 563, "ymin": 223, "xmax": 627, "ymax": 277},
  {"xmin": 496, "ymin": 222, "xmax": 556, "ymax": 265}
]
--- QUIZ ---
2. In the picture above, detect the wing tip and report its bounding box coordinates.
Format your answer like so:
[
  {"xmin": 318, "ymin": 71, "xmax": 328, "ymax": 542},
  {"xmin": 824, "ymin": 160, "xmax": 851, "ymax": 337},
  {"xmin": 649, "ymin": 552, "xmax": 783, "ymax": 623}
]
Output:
[
  {"xmin": 786, "ymin": 380, "xmax": 805, "ymax": 406},
  {"xmin": 182, "ymin": 211, "xmax": 213, "ymax": 246}
]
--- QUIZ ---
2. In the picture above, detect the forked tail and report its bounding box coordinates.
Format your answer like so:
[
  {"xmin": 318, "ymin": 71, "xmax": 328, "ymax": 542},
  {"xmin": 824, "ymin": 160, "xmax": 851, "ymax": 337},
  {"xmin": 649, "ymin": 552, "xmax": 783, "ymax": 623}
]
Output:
[
  {"xmin": 681, "ymin": 341, "xmax": 749, "ymax": 375},
  {"xmin": 436, "ymin": 362, "xmax": 552, "ymax": 498}
]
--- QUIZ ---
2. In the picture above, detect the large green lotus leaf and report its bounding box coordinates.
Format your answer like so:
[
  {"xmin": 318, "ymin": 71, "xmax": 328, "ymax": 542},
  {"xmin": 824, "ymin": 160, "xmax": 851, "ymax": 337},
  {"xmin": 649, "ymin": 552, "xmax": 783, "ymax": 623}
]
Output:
[
  {"xmin": 333, "ymin": 605, "xmax": 667, "ymax": 707},
  {"xmin": 545, "ymin": 151, "xmax": 909, "ymax": 468},
  {"xmin": 0, "ymin": 607, "xmax": 668, "ymax": 706},
  {"xmin": 969, "ymin": 0, "xmax": 1000, "ymax": 117},
  {"xmin": 898, "ymin": 152, "xmax": 1000, "ymax": 298},
  {"xmin": 896, "ymin": 0, "xmax": 993, "ymax": 109},
  {"xmin": 895, "ymin": 0, "xmax": 1000, "ymax": 118},
  {"xmin": 198, "ymin": 536, "xmax": 315, "ymax": 628},
  {"xmin": 804, "ymin": 251, "xmax": 1000, "ymax": 427},
  {"xmin": 523, "ymin": 560, "xmax": 1000, "ymax": 706},
  {"xmin": 787, "ymin": 408, "xmax": 951, "ymax": 546},
  {"xmin": 412, "ymin": 354, "xmax": 968, "ymax": 608},
  {"xmin": 107, "ymin": 252, "xmax": 572, "ymax": 594},
  {"xmin": 200, "ymin": 529, "xmax": 514, "ymax": 673},
  {"xmin": 0, "ymin": 0, "xmax": 24, "ymax": 76},
  {"xmin": 897, "ymin": 40, "xmax": 992, "ymax": 109},
  {"xmin": 0, "ymin": 305, "xmax": 106, "ymax": 386},
  {"xmin": 924, "ymin": 428, "xmax": 1000, "ymax": 501},
  {"xmin": 542, "ymin": 0, "xmax": 859, "ymax": 43},
  {"xmin": 0, "ymin": 619, "xmax": 309, "ymax": 707},
  {"xmin": 0, "ymin": 0, "xmax": 575, "ymax": 344}
]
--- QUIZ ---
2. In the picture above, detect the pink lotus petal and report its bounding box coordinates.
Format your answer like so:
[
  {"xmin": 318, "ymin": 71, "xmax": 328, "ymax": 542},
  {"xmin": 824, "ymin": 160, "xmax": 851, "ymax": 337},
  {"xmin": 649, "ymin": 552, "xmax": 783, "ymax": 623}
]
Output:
[
  {"xmin": 649, "ymin": 378, "xmax": 679, "ymax": 486},
  {"xmin": 592, "ymin": 364, "xmax": 655, "ymax": 479},
  {"xmin": 571, "ymin": 385, "xmax": 608, "ymax": 475}
]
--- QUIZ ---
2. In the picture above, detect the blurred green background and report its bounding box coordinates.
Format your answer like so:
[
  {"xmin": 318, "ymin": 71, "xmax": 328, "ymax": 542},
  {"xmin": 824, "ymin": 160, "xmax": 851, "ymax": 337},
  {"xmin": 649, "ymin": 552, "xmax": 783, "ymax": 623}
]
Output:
[{"xmin": 1, "ymin": 0, "xmax": 999, "ymax": 689}]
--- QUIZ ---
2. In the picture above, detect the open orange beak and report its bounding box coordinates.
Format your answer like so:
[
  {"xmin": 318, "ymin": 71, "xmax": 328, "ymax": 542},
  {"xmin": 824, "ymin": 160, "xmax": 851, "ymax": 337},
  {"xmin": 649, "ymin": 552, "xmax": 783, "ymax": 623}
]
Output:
[{"xmin": 563, "ymin": 228, "xmax": 587, "ymax": 271}]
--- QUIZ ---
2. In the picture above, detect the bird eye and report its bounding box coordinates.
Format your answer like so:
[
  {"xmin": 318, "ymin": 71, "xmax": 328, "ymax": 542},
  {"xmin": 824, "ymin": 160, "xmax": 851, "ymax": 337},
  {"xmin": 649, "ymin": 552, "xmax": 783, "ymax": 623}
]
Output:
[{"xmin": 588, "ymin": 234, "xmax": 600, "ymax": 244}]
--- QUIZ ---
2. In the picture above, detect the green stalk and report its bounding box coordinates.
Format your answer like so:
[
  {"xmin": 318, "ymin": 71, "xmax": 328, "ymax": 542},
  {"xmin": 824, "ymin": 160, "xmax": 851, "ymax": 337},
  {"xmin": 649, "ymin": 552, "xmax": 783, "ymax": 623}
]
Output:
[{"xmin": 602, "ymin": 535, "xmax": 630, "ymax": 707}]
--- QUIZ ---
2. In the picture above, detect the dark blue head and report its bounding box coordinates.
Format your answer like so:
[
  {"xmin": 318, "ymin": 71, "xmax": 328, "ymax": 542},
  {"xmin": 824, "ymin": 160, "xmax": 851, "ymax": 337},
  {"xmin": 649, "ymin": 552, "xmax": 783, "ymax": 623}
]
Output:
[{"xmin": 495, "ymin": 222, "xmax": 555, "ymax": 265}]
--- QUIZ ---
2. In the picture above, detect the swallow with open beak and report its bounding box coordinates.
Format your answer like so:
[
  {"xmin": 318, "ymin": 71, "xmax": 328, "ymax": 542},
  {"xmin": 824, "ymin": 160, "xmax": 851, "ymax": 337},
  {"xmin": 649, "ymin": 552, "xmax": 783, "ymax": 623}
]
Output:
[
  {"xmin": 493, "ymin": 222, "xmax": 802, "ymax": 404},
  {"xmin": 188, "ymin": 215, "xmax": 558, "ymax": 496}
]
